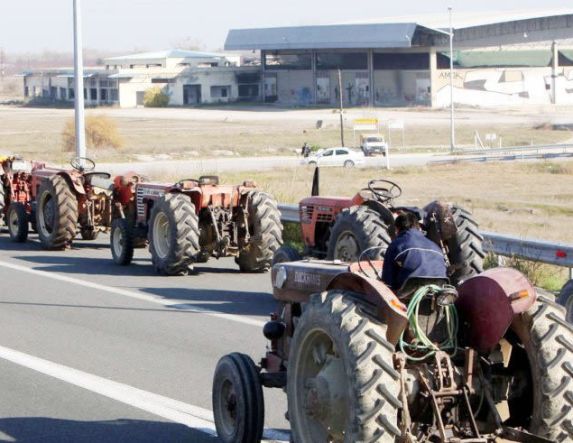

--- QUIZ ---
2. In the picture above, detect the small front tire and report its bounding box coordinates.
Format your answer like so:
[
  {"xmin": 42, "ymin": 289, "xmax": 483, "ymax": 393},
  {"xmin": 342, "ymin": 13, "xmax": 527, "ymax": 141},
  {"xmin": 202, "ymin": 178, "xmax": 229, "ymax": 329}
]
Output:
[
  {"xmin": 110, "ymin": 218, "xmax": 134, "ymax": 266},
  {"xmin": 7, "ymin": 203, "xmax": 29, "ymax": 243},
  {"xmin": 272, "ymin": 244, "xmax": 302, "ymax": 265},
  {"xmin": 212, "ymin": 353, "xmax": 265, "ymax": 443}
]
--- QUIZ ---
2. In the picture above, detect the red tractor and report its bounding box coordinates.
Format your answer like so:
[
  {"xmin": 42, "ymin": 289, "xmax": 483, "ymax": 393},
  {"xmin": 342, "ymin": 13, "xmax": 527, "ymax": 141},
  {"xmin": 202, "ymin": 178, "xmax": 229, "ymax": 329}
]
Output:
[
  {"xmin": 30, "ymin": 157, "xmax": 126, "ymax": 249},
  {"xmin": 109, "ymin": 175, "xmax": 283, "ymax": 275},
  {"xmin": 0, "ymin": 156, "xmax": 43, "ymax": 242},
  {"xmin": 274, "ymin": 169, "xmax": 485, "ymax": 285},
  {"xmin": 212, "ymin": 259, "xmax": 572, "ymax": 443}
]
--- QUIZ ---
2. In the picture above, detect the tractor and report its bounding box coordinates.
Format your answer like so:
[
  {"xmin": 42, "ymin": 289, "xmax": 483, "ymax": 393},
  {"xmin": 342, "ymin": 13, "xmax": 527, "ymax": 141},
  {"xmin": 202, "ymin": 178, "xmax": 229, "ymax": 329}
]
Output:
[
  {"xmin": 109, "ymin": 175, "xmax": 283, "ymax": 275},
  {"xmin": 31, "ymin": 157, "xmax": 129, "ymax": 249},
  {"xmin": 0, "ymin": 156, "xmax": 42, "ymax": 242},
  {"xmin": 274, "ymin": 168, "xmax": 485, "ymax": 285},
  {"xmin": 212, "ymin": 259, "xmax": 573, "ymax": 443}
]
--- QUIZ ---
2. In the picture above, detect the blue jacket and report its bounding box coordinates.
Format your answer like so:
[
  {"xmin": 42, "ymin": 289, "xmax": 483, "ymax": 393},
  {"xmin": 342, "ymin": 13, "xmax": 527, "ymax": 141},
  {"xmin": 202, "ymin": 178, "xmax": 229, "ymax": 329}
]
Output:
[{"xmin": 381, "ymin": 229, "xmax": 448, "ymax": 292}]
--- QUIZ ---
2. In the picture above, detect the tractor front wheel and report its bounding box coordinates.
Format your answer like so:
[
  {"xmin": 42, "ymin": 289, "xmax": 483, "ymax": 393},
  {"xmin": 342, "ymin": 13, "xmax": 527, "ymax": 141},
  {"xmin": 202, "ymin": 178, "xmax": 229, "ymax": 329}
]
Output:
[
  {"xmin": 36, "ymin": 175, "xmax": 78, "ymax": 250},
  {"xmin": 7, "ymin": 203, "xmax": 29, "ymax": 243},
  {"xmin": 0, "ymin": 185, "xmax": 5, "ymax": 227},
  {"xmin": 148, "ymin": 193, "xmax": 200, "ymax": 276},
  {"xmin": 212, "ymin": 353, "xmax": 265, "ymax": 443},
  {"xmin": 236, "ymin": 191, "xmax": 282, "ymax": 272},
  {"xmin": 110, "ymin": 218, "xmax": 134, "ymax": 266},
  {"xmin": 327, "ymin": 206, "xmax": 392, "ymax": 262},
  {"xmin": 287, "ymin": 290, "xmax": 401, "ymax": 443}
]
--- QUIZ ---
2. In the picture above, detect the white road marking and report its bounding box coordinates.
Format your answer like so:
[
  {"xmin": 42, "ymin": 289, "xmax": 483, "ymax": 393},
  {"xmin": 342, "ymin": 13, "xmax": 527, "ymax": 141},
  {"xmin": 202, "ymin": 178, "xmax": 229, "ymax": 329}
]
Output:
[
  {"xmin": 0, "ymin": 343, "xmax": 290, "ymax": 442},
  {"xmin": 0, "ymin": 260, "xmax": 265, "ymax": 327}
]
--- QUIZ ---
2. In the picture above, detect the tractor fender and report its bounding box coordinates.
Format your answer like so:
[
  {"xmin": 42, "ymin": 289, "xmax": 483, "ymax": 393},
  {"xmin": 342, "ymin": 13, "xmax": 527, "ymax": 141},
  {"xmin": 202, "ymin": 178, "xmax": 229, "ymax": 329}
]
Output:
[
  {"xmin": 455, "ymin": 267, "xmax": 537, "ymax": 353},
  {"xmin": 360, "ymin": 200, "xmax": 396, "ymax": 234},
  {"xmin": 57, "ymin": 172, "xmax": 85, "ymax": 195},
  {"xmin": 327, "ymin": 272, "xmax": 408, "ymax": 345}
]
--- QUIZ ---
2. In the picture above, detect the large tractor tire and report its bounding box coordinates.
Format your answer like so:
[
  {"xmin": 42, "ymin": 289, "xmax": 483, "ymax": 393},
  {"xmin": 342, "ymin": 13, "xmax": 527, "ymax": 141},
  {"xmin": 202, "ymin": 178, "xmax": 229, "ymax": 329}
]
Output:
[
  {"xmin": 287, "ymin": 290, "xmax": 401, "ymax": 443},
  {"xmin": 327, "ymin": 205, "xmax": 392, "ymax": 262},
  {"xmin": 507, "ymin": 295, "xmax": 573, "ymax": 441},
  {"xmin": 7, "ymin": 203, "xmax": 29, "ymax": 243},
  {"xmin": 36, "ymin": 175, "xmax": 78, "ymax": 250},
  {"xmin": 212, "ymin": 353, "xmax": 265, "ymax": 443},
  {"xmin": 447, "ymin": 206, "xmax": 485, "ymax": 285},
  {"xmin": 236, "ymin": 191, "xmax": 282, "ymax": 273},
  {"xmin": 148, "ymin": 193, "xmax": 200, "ymax": 276},
  {"xmin": 272, "ymin": 244, "xmax": 302, "ymax": 265},
  {"xmin": 110, "ymin": 218, "xmax": 134, "ymax": 266},
  {"xmin": 558, "ymin": 280, "xmax": 573, "ymax": 323}
]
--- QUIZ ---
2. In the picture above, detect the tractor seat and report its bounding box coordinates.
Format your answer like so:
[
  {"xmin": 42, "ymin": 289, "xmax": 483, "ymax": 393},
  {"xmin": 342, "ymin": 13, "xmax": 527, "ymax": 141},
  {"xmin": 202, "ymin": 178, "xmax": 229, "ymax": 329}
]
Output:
[
  {"xmin": 86, "ymin": 173, "xmax": 114, "ymax": 191},
  {"xmin": 198, "ymin": 175, "xmax": 219, "ymax": 186}
]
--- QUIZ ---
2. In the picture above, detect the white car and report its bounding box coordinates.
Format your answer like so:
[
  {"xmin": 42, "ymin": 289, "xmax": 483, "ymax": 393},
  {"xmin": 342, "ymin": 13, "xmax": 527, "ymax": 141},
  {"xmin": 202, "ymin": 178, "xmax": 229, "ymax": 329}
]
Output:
[{"xmin": 303, "ymin": 147, "xmax": 365, "ymax": 168}]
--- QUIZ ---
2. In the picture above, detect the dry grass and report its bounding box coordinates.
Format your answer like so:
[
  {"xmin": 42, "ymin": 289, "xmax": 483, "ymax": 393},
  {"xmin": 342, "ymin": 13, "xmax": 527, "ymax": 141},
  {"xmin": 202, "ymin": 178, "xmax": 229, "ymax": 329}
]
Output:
[
  {"xmin": 61, "ymin": 115, "xmax": 124, "ymax": 152},
  {"xmin": 0, "ymin": 105, "xmax": 570, "ymax": 163}
]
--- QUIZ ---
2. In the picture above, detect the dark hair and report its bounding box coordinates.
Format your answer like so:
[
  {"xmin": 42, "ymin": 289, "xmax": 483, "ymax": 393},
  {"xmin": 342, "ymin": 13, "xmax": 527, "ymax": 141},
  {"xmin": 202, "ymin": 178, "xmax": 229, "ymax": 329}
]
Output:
[{"xmin": 395, "ymin": 212, "xmax": 419, "ymax": 233}]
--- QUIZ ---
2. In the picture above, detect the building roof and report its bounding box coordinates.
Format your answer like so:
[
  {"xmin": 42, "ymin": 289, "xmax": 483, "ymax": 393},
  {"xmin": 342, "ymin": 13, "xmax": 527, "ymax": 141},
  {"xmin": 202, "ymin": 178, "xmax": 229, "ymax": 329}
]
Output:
[
  {"xmin": 225, "ymin": 10, "xmax": 573, "ymax": 51},
  {"xmin": 225, "ymin": 23, "xmax": 448, "ymax": 51},
  {"xmin": 105, "ymin": 49, "xmax": 231, "ymax": 63}
]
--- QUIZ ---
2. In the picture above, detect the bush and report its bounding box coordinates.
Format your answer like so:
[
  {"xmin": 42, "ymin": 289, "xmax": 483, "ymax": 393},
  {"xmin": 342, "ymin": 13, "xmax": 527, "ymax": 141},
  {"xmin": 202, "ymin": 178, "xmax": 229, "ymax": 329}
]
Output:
[
  {"xmin": 62, "ymin": 115, "xmax": 123, "ymax": 151},
  {"xmin": 144, "ymin": 87, "xmax": 169, "ymax": 107}
]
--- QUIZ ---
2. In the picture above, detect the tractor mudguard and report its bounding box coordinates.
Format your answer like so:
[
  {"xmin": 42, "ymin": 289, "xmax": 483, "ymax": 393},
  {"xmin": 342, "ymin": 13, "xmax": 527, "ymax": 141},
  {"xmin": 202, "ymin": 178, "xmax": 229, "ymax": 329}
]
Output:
[
  {"xmin": 58, "ymin": 172, "xmax": 85, "ymax": 195},
  {"xmin": 455, "ymin": 267, "xmax": 536, "ymax": 353},
  {"xmin": 327, "ymin": 272, "xmax": 408, "ymax": 345}
]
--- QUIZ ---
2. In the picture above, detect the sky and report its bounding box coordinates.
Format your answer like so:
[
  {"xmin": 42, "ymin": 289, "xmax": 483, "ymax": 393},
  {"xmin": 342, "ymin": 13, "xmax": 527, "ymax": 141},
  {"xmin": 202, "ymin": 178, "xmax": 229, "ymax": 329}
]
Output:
[{"xmin": 0, "ymin": 0, "xmax": 571, "ymax": 55}]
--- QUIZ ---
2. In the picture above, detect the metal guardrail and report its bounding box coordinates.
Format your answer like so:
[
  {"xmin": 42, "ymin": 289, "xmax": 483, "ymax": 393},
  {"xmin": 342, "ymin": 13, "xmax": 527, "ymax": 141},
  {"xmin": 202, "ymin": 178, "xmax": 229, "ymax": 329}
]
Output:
[
  {"xmin": 278, "ymin": 203, "xmax": 573, "ymax": 277},
  {"xmin": 452, "ymin": 143, "xmax": 573, "ymax": 156}
]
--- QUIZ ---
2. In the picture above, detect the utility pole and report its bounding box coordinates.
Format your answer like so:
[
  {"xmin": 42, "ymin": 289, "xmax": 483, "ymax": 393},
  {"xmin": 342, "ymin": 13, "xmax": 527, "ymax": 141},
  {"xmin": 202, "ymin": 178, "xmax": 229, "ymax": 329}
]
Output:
[
  {"xmin": 449, "ymin": 6, "xmax": 455, "ymax": 152},
  {"xmin": 338, "ymin": 69, "xmax": 345, "ymax": 147},
  {"xmin": 73, "ymin": 0, "xmax": 87, "ymax": 160}
]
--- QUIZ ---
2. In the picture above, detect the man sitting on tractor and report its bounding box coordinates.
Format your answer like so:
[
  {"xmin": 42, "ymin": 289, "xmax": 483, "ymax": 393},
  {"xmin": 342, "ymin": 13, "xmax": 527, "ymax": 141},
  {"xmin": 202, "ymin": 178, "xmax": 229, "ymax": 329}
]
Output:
[{"xmin": 381, "ymin": 211, "xmax": 448, "ymax": 297}]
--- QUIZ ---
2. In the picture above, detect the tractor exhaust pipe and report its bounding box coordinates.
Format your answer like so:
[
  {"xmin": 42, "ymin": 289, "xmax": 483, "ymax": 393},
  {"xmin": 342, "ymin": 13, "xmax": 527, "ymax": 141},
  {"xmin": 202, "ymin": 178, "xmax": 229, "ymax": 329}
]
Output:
[{"xmin": 311, "ymin": 167, "xmax": 319, "ymax": 196}]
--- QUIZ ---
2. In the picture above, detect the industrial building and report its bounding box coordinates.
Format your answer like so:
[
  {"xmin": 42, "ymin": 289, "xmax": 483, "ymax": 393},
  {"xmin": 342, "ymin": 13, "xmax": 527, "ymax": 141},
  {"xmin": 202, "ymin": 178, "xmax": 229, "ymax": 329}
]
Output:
[
  {"xmin": 224, "ymin": 11, "xmax": 573, "ymax": 107},
  {"xmin": 22, "ymin": 11, "xmax": 573, "ymax": 108}
]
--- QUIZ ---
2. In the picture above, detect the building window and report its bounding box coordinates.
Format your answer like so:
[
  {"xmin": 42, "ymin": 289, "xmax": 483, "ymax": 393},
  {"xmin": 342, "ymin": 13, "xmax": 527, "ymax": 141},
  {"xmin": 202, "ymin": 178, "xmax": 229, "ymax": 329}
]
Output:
[
  {"xmin": 211, "ymin": 85, "xmax": 230, "ymax": 99},
  {"xmin": 90, "ymin": 88, "xmax": 97, "ymax": 100},
  {"xmin": 69, "ymin": 88, "xmax": 75, "ymax": 99},
  {"xmin": 316, "ymin": 52, "xmax": 368, "ymax": 70},
  {"xmin": 373, "ymin": 53, "xmax": 430, "ymax": 70},
  {"xmin": 101, "ymin": 89, "xmax": 108, "ymax": 101},
  {"xmin": 238, "ymin": 84, "xmax": 259, "ymax": 98},
  {"xmin": 24, "ymin": 86, "xmax": 29, "ymax": 97},
  {"xmin": 151, "ymin": 78, "xmax": 173, "ymax": 84},
  {"xmin": 264, "ymin": 52, "xmax": 312, "ymax": 70},
  {"xmin": 110, "ymin": 89, "xmax": 118, "ymax": 101}
]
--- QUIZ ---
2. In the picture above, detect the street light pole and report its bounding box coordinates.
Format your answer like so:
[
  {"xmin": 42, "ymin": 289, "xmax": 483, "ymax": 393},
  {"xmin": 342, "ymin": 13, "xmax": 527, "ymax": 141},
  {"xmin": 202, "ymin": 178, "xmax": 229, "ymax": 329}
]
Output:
[
  {"xmin": 338, "ymin": 69, "xmax": 345, "ymax": 147},
  {"xmin": 73, "ymin": 0, "xmax": 86, "ymax": 160},
  {"xmin": 449, "ymin": 6, "xmax": 455, "ymax": 152}
]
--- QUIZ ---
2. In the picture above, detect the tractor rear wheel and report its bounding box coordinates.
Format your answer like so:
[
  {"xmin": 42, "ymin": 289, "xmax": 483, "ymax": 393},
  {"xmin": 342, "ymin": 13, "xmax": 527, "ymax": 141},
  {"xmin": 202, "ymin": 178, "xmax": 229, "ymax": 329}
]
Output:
[
  {"xmin": 110, "ymin": 218, "xmax": 134, "ymax": 266},
  {"xmin": 327, "ymin": 205, "xmax": 392, "ymax": 262},
  {"xmin": 148, "ymin": 193, "xmax": 200, "ymax": 276},
  {"xmin": 558, "ymin": 280, "xmax": 573, "ymax": 323},
  {"xmin": 287, "ymin": 290, "xmax": 401, "ymax": 443},
  {"xmin": 212, "ymin": 353, "xmax": 265, "ymax": 443},
  {"xmin": 36, "ymin": 175, "xmax": 78, "ymax": 250},
  {"xmin": 446, "ymin": 206, "xmax": 485, "ymax": 285},
  {"xmin": 505, "ymin": 295, "xmax": 573, "ymax": 441},
  {"xmin": 7, "ymin": 203, "xmax": 28, "ymax": 243},
  {"xmin": 236, "ymin": 191, "xmax": 282, "ymax": 272},
  {"xmin": 272, "ymin": 244, "xmax": 302, "ymax": 265}
]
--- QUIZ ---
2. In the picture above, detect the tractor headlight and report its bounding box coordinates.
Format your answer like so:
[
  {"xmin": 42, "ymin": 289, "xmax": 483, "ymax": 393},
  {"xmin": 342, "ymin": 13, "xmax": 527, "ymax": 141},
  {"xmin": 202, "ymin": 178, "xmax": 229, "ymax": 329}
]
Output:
[{"xmin": 275, "ymin": 266, "xmax": 288, "ymax": 289}]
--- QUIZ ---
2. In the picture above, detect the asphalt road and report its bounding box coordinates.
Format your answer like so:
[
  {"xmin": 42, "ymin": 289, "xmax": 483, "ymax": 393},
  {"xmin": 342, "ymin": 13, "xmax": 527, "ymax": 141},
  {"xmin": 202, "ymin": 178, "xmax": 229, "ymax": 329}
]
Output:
[{"xmin": 0, "ymin": 231, "xmax": 289, "ymax": 442}]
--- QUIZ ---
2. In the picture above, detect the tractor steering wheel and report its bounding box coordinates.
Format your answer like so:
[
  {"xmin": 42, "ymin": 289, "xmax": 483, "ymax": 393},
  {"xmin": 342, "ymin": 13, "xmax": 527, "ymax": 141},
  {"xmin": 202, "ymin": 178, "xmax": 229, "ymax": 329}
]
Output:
[
  {"xmin": 70, "ymin": 157, "xmax": 96, "ymax": 173},
  {"xmin": 367, "ymin": 179, "xmax": 402, "ymax": 203}
]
